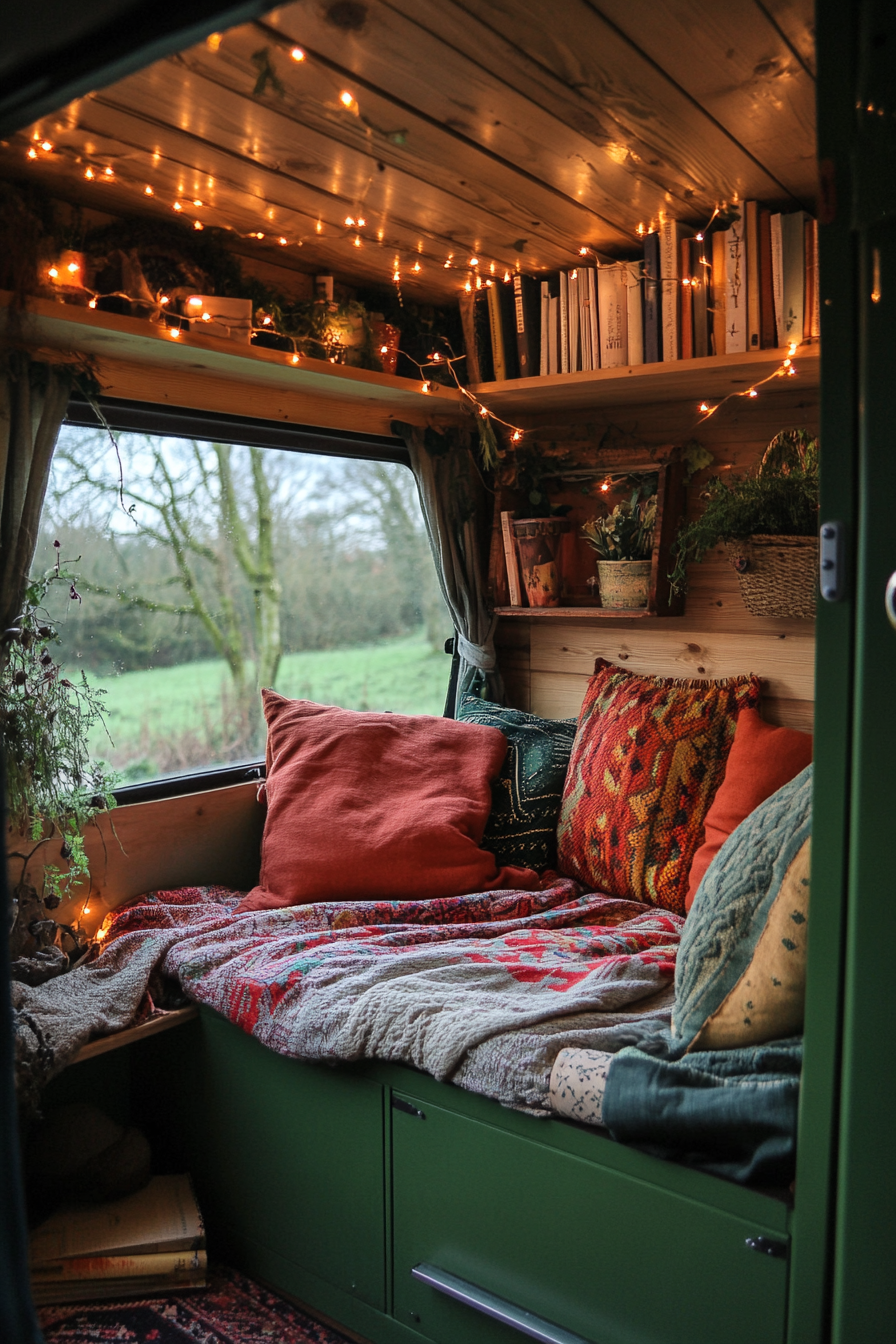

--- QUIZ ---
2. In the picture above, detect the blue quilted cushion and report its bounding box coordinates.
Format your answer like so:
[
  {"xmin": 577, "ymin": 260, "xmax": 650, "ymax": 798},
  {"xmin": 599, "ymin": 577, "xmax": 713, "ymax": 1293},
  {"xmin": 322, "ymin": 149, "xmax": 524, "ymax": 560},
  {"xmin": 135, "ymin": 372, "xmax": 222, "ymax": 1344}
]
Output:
[
  {"xmin": 673, "ymin": 764, "xmax": 813, "ymax": 1047},
  {"xmin": 456, "ymin": 697, "xmax": 576, "ymax": 872}
]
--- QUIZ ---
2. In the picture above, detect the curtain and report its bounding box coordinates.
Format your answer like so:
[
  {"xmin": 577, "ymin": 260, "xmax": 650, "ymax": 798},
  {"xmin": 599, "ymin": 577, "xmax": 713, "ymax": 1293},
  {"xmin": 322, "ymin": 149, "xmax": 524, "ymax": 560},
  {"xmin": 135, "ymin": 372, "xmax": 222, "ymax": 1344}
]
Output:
[
  {"xmin": 0, "ymin": 352, "xmax": 74, "ymax": 640},
  {"xmin": 394, "ymin": 421, "xmax": 503, "ymax": 709}
]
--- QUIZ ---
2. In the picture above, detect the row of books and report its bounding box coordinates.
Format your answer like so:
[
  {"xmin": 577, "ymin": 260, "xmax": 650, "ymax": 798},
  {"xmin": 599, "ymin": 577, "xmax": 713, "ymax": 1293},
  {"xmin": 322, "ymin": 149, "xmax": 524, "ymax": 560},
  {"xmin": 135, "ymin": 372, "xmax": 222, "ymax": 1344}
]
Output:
[
  {"xmin": 29, "ymin": 1173, "xmax": 206, "ymax": 1304},
  {"xmin": 470, "ymin": 206, "xmax": 819, "ymax": 383}
]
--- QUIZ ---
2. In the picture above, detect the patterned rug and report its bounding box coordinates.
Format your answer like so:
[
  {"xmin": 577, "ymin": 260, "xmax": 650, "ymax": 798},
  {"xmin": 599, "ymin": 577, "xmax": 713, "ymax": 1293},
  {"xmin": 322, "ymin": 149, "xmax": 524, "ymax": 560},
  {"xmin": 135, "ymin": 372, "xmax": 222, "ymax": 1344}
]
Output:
[{"xmin": 37, "ymin": 1264, "xmax": 356, "ymax": 1343}]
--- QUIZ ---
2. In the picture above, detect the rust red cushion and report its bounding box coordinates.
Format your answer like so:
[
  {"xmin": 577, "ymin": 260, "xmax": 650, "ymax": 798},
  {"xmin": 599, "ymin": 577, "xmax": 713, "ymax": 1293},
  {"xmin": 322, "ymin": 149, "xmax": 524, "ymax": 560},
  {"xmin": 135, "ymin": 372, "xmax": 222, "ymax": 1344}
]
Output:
[
  {"xmin": 685, "ymin": 707, "xmax": 813, "ymax": 911},
  {"xmin": 556, "ymin": 659, "xmax": 760, "ymax": 915},
  {"xmin": 237, "ymin": 692, "xmax": 540, "ymax": 912}
]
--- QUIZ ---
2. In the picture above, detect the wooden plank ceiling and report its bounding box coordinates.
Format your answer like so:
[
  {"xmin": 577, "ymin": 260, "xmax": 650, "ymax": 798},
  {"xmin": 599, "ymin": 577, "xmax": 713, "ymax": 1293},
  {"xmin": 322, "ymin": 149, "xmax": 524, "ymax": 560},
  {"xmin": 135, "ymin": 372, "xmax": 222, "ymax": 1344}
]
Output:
[{"xmin": 3, "ymin": 0, "xmax": 816, "ymax": 305}]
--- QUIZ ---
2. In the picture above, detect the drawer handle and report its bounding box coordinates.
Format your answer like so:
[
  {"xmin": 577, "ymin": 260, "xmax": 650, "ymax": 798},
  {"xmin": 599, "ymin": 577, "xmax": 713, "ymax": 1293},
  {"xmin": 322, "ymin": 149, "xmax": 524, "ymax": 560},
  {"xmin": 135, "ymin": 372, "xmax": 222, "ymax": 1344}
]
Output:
[{"xmin": 411, "ymin": 1263, "xmax": 591, "ymax": 1344}]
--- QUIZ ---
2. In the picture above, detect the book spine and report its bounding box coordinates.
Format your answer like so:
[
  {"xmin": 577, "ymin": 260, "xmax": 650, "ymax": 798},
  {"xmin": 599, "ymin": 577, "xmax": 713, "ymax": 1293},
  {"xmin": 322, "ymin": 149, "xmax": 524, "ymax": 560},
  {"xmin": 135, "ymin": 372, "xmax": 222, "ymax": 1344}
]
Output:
[
  {"xmin": 549, "ymin": 294, "xmax": 559, "ymax": 374},
  {"xmin": 578, "ymin": 269, "xmax": 591, "ymax": 371},
  {"xmin": 32, "ymin": 1249, "xmax": 207, "ymax": 1282},
  {"xmin": 680, "ymin": 236, "xmax": 693, "ymax": 360},
  {"xmin": 539, "ymin": 281, "xmax": 549, "ymax": 376},
  {"xmin": 781, "ymin": 211, "xmax": 806, "ymax": 346},
  {"xmin": 659, "ymin": 220, "xmax": 682, "ymax": 361},
  {"xmin": 759, "ymin": 208, "xmax": 776, "ymax": 348},
  {"xmin": 624, "ymin": 261, "xmax": 643, "ymax": 365},
  {"xmin": 770, "ymin": 212, "xmax": 785, "ymax": 346},
  {"xmin": 597, "ymin": 264, "xmax": 627, "ymax": 369},
  {"xmin": 568, "ymin": 270, "xmax": 580, "ymax": 372},
  {"xmin": 643, "ymin": 233, "xmax": 661, "ymax": 362},
  {"xmin": 559, "ymin": 271, "xmax": 569, "ymax": 373},
  {"xmin": 745, "ymin": 200, "xmax": 761, "ymax": 351},
  {"xmin": 487, "ymin": 283, "xmax": 506, "ymax": 381},
  {"xmin": 805, "ymin": 217, "xmax": 819, "ymax": 339},
  {"xmin": 458, "ymin": 291, "xmax": 482, "ymax": 385},
  {"xmin": 588, "ymin": 268, "xmax": 600, "ymax": 369},
  {"xmin": 711, "ymin": 231, "xmax": 726, "ymax": 355},
  {"xmin": 513, "ymin": 275, "xmax": 540, "ymax": 377},
  {"xmin": 32, "ymin": 1272, "xmax": 208, "ymax": 1306},
  {"xmin": 689, "ymin": 239, "xmax": 709, "ymax": 360},
  {"xmin": 725, "ymin": 219, "xmax": 747, "ymax": 353},
  {"xmin": 498, "ymin": 280, "xmax": 520, "ymax": 379},
  {"xmin": 500, "ymin": 512, "xmax": 523, "ymax": 607}
]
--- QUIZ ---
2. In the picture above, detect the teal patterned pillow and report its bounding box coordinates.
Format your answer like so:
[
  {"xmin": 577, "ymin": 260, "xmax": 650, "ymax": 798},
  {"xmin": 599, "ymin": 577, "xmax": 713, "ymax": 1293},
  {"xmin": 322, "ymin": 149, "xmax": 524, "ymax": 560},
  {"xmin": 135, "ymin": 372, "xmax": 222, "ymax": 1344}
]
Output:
[{"xmin": 457, "ymin": 697, "xmax": 576, "ymax": 872}]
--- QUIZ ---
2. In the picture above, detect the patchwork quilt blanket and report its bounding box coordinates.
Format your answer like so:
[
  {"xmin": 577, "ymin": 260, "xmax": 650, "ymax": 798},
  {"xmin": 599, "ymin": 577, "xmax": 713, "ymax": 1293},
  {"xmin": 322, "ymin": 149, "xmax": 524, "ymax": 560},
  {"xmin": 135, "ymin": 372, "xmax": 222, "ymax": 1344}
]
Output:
[{"xmin": 14, "ymin": 879, "xmax": 681, "ymax": 1115}]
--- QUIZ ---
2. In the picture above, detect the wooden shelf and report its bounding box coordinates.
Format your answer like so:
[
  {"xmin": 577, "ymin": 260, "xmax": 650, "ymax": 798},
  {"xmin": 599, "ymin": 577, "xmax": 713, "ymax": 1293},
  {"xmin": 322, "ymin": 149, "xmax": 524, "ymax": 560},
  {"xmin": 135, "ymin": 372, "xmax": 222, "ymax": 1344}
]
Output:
[
  {"xmin": 472, "ymin": 345, "xmax": 819, "ymax": 415},
  {"xmin": 495, "ymin": 605, "xmax": 654, "ymax": 618},
  {"xmin": 0, "ymin": 294, "xmax": 466, "ymax": 436},
  {"xmin": 72, "ymin": 1006, "xmax": 198, "ymax": 1064}
]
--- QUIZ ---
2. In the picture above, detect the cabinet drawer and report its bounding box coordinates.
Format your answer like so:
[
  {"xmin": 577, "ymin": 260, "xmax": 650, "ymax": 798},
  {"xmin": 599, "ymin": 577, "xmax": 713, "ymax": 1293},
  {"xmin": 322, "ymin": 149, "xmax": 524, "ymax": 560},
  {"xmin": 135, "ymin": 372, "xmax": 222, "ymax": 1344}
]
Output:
[{"xmin": 391, "ymin": 1093, "xmax": 788, "ymax": 1344}]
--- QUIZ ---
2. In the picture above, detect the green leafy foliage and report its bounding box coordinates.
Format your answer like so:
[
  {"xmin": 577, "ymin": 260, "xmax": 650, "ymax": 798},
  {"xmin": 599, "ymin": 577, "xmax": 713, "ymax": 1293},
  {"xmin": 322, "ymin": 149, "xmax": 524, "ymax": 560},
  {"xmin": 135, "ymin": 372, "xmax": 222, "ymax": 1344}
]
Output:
[
  {"xmin": 2, "ymin": 558, "xmax": 117, "ymax": 902},
  {"xmin": 670, "ymin": 429, "xmax": 819, "ymax": 594},
  {"xmin": 582, "ymin": 485, "xmax": 658, "ymax": 561}
]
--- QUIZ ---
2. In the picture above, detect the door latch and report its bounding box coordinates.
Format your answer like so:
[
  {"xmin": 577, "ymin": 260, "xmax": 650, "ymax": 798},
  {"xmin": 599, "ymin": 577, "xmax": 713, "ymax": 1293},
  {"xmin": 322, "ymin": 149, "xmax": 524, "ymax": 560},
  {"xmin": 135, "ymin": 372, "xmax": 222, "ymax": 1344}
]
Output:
[
  {"xmin": 745, "ymin": 1235, "xmax": 788, "ymax": 1260},
  {"xmin": 819, "ymin": 521, "xmax": 846, "ymax": 602},
  {"xmin": 392, "ymin": 1096, "xmax": 426, "ymax": 1119}
]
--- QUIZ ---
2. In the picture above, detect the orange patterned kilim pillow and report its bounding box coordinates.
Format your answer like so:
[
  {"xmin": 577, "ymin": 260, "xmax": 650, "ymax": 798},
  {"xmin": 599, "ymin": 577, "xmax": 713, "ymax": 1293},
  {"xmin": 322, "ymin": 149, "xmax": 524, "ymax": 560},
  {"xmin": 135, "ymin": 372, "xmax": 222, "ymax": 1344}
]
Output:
[{"xmin": 556, "ymin": 659, "xmax": 760, "ymax": 914}]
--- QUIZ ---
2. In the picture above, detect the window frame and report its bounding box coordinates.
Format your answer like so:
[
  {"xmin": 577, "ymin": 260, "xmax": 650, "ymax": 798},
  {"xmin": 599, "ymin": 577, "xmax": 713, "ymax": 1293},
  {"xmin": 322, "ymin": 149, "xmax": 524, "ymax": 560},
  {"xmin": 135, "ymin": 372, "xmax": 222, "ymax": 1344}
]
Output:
[{"xmin": 59, "ymin": 394, "xmax": 451, "ymax": 807}]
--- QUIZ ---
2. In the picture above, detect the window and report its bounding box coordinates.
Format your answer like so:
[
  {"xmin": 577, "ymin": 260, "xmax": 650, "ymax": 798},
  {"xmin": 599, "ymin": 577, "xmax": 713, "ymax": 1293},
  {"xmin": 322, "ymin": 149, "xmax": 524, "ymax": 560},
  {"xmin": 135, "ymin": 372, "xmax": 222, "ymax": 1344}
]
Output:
[{"xmin": 36, "ymin": 403, "xmax": 453, "ymax": 789}]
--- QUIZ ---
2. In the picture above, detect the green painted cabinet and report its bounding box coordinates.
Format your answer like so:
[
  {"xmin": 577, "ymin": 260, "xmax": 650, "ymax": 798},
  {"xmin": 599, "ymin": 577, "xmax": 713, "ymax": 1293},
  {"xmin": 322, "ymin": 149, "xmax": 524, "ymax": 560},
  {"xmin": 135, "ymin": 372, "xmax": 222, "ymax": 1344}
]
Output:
[
  {"xmin": 391, "ymin": 1090, "xmax": 790, "ymax": 1344},
  {"xmin": 175, "ymin": 1010, "xmax": 387, "ymax": 1312}
]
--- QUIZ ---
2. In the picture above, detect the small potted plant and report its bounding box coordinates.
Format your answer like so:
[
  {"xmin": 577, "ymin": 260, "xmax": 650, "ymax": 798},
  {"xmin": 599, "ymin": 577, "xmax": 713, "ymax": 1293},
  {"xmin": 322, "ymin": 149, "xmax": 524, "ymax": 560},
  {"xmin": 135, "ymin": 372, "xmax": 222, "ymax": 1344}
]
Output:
[
  {"xmin": 581, "ymin": 483, "xmax": 658, "ymax": 609},
  {"xmin": 670, "ymin": 429, "xmax": 819, "ymax": 618}
]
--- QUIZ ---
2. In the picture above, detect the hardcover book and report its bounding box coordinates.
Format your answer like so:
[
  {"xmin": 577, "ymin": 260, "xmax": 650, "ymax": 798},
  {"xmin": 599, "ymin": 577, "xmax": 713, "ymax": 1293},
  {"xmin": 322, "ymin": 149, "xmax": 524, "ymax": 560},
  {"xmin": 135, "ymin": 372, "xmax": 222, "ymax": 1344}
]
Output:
[
  {"xmin": 745, "ymin": 200, "xmax": 761, "ymax": 351},
  {"xmin": 660, "ymin": 219, "xmax": 690, "ymax": 361},
  {"xmin": 724, "ymin": 217, "xmax": 747, "ymax": 354},
  {"xmin": 513, "ymin": 273, "xmax": 541, "ymax": 377},
  {"xmin": 643, "ymin": 231, "xmax": 662, "ymax": 362},
  {"xmin": 624, "ymin": 260, "xmax": 644, "ymax": 365},
  {"xmin": 597, "ymin": 263, "xmax": 628, "ymax": 369}
]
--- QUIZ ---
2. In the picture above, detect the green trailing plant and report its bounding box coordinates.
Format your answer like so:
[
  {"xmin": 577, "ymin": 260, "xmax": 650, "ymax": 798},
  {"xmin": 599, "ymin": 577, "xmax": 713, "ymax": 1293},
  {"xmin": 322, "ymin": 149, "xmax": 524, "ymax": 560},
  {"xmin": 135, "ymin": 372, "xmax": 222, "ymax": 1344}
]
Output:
[
  {"xmin": 669, "ymin": 429, "xmax": 819, "ymax": 595},
  {"xmin": 582, "ymin": 484, "xmax": 658, "ymax": 561},
  {"xmin": 4, "ymin": 553, "xmax": 118, "ymax": 983}
]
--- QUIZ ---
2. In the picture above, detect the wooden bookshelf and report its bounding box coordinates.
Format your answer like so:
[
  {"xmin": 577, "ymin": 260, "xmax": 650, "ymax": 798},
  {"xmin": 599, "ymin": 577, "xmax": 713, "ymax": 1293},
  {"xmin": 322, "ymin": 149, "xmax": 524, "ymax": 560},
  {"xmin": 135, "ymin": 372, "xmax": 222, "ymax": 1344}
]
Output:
[{"xmin": 471, "ymin": 344, "xmax": 819, "ymax": 416}]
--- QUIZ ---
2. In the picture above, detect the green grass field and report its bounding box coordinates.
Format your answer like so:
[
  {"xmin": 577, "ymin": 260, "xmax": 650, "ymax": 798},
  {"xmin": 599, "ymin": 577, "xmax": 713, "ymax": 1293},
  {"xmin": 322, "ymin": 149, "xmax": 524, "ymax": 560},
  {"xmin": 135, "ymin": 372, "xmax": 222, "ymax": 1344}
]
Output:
[{"xmin": 85, "ymin": 631, "xmax": 451, "ymax": 780}]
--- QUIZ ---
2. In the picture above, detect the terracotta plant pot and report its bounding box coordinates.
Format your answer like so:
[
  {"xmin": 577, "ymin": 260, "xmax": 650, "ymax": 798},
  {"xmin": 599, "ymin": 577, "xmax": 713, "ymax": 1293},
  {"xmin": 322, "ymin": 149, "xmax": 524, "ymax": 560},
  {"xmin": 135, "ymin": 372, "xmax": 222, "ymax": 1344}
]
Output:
[
  {"xmin": 373, "ymin": 320, "xmax": 401, "ymax": 375},
  {"xmin": 596, "ymin": 559, "xmax": 651, "ymax": 609},
  {"xmin": 512, "ymin": 517, "xmax": 571, "ymax": 607}
]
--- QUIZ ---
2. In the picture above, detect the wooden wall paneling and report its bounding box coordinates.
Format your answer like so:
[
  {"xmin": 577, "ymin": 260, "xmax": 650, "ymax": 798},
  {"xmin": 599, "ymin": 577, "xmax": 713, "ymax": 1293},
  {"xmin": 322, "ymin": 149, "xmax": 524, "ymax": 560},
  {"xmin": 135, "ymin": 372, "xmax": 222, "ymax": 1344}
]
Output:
[
  {"xmin": 175, "ymin": 30, "xmax": 625, "ymax": 260},
  {"xmin": 761, "ymin": 0, "xmax": 817, "ymax": 77},
  {"xmin": 575, "ymin": 0, "xmax": 817, "ymax": 201},
  {"xmin": 267, "ymin": 1, "xmax": 728, "ymax": 235},
  {"xmin": 384, "ymin": 0, "xmax": 796, "ymax": 211},
  {"xmin": 495, "ymin": 618, "xmax": 531, "ymax": 711},
  {"xmin": 42, "ymin": 782, "xmax": 265, "ymax": 939}
]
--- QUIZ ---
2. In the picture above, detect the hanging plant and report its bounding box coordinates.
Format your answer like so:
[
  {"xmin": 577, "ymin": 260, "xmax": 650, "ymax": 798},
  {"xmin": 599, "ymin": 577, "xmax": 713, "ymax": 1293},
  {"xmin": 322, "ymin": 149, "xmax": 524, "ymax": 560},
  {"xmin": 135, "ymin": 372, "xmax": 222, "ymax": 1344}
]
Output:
[{"xmin": 4, "ymin": 553, "xmax": 118, "ymax": 986}]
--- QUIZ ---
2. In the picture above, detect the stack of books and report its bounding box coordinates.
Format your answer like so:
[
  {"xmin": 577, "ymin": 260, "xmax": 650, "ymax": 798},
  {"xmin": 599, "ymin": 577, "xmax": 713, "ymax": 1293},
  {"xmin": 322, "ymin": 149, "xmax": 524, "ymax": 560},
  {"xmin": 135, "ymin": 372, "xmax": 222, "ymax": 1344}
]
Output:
[
  {"xmin": 469, "ymin": 205, "xmax": 818, "ymax": 382},
  {"xmin": 29, "ymin": 1174, "xmax": 206, "ymax": 1304}
]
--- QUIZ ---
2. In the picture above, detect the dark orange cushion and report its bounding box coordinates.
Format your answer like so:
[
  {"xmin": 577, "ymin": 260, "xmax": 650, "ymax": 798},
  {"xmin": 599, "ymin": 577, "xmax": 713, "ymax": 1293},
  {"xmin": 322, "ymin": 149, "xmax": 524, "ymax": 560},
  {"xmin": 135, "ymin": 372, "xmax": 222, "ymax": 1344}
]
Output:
[
  {"xmin": 237, "ymin": 692, "xmax": 540, "ymax": 912},
  {"xmin": 684, "ymin": 707, "xmax": 813, "ymax": 910},
  {"xmin": 556, "ymin": 660, "xmax": 760, "ymax": 915}
]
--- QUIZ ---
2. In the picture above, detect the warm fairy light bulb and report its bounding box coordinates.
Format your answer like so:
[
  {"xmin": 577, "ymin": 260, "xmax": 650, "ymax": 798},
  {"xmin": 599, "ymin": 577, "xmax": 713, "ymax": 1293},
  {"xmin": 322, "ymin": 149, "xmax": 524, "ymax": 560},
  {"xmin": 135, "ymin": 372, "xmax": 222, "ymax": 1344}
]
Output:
[
  {"xmin": 193, "ymin": 220, "xmax": 204, "ymax": 230},
  {"xmin": 479, "ymin": 406, "xmax": 489, "ymax": 418},
  {"xmin": 144, "ymin": 185, "xmax": 154, "ymax": 195},
  {"xmin": 84, "ymin": 167, "xmax": 95, "ymax": 179},
  {"xmin": 489, "ymin": 262, "xmax": 496, "ymax": 274},
  {"xmin": 380, "ymin": 344, "xmax": 389, "ymax": 354},
  {"xmin": 340, "ymin": 90, "xmax": 355, "ymax": 107},
  {"xmin": 41, "ymin": 140, "xmax": 53, "ymax": 151},
  {"xmin": 291, "ymin": 353, "xmax": 300, "ymax": 363},
  {"xmin": 696, "ymin": 232, "xmax": 704, "ymax": 241},
  {"xmin": 511, "ymin": 430, "xmax": 523, "ymax": 443},
  {"xmin": 412, "ymin": 261, "xmax": 421, "ymax": 272},
  {"xmin": 104, "ymin": 167, "xmax": 113, "ymax": 176},
  {"xmin": 345, "ymin": 215, "xmax": 355, "ymax": 226},
  {"xmin": 571, "ymin": 269, "xmax": 577, "ymax": 280},
  {"xmin": 748, "ymin": 389, "xmax": 758, "ymax": 398},
  {"xmin": 357, "ymin": 217, "xmax": 366, "ymax": 227},
  {"xmin": 422, "ymin": 381, "xmax": 431, "ymax": 393},
  {"xmin": 201, "ymin": 312, "xmax": 211, "ymax": 321},
  {"xmin": 67, "ymin": 261, "xmax": 79, "ymax": 273},
  {"xmin": 278, "ymin": 236, "xmax": 288, "ymax": 245},
  {"xmin": 464, "ymin": 279, "xmax": 472, "ymax": 292},
  {"xmin": 788, "ymin": 341, "xmax": 798, "ymax": 356},
  {"xmin": 637, "ymin": 223, "xmax": 645, "ymax": 236},
  {"xmin": 262, "ymin": 315, "xmax": 272, "ymax": 325},
  {"xmin": 353, "ymin": 236, "xmax": 362, "ymax": 246},
  {"xmin": 600, "ymin": 481, "xmax": 610, "ymax": 492},
  {"xmin": 173, "ymin": 201, "xmax": 183, "ymax": 211},
  {"xmin": 170, "ymin": 327, "xmax": 181, "ymax": 338},
  {"xmin": 48, "ymin": 266, "xmax": 58, "ymax": 278},
  {"xmin": 699, "ymin": 402, "xmax": 710, "ymax": 413},
  {"xmin": 160, "ymin": 295, "xmax": 170, "ymax": 304},
  {"xmin": 469, "ymin": 256, "xmax": 479, "ymax": 266},
  {"xmin": 393, "ymin": 269, "xmax": 401, "ymax": 282},
  {"xmin": 88, "ymin": 298, "xmax": 97, "ymax": 308},
  {"xmin": 207, "ymin": 32, "xmax": 222, "ymax": 50},
  {"xmin": 432, "ymin": 352, "xmax": 441, "ymax": 362},
  {"xmin": 193, "ymin": 199, "xmax": 203, "ymax": 207},
  {"xmin": 475, "ymin": 275, "xmax": 482, "ymax": 289},
  {"xmin": 485, "ymin": 278, "xmax": 494, "ymax": 286},
  {"xmin": 579, "ymin": 247, "xmax": 588, "ymax": 256},
  {"xmin": 27, "ymin": 148, "xmax": 37, "ymax": 160},
  {"xmin": 291, "ymin": 46, "xmax": 306, "ymax": 61},
  {"xmin": 783, "ymin": 357, "xmax": 792, "ymax": 368},
  {"xmin": 503, "ymin": 271, "xmax": 510, "ymax": 283},
  {"xmin": 316, "ymin": 221, "xmax": 323, "ymax": 233}
]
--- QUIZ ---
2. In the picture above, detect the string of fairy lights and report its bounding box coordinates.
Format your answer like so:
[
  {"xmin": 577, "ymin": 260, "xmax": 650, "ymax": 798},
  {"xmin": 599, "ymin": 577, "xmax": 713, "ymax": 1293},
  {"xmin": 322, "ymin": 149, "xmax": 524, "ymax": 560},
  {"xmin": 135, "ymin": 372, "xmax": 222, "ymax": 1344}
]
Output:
[{"xmin": 22, "ymin": 68, "xmax": 808, "ymax": 448}]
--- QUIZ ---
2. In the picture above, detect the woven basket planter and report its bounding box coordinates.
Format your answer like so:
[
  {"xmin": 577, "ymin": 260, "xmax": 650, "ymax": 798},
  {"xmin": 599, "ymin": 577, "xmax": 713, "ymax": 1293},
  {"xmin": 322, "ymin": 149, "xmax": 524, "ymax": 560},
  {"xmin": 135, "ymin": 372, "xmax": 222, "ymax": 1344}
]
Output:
[{"xmin": 724, "ymin": 534, "xmax": 818, "ymax": 619}]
